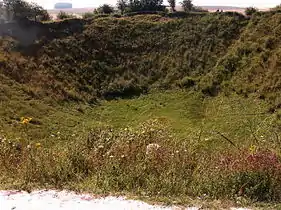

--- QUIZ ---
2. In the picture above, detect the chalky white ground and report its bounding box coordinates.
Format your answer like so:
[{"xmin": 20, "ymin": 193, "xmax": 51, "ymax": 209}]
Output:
[{"xmin": 0, "ymin": 190, "xmax": 249, "ymax": 210}]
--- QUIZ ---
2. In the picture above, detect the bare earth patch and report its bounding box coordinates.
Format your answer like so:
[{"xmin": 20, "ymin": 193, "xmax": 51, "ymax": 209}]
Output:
[{"xmin": 0, "ymin": 190, "xmax": 251, "ymax": 210}]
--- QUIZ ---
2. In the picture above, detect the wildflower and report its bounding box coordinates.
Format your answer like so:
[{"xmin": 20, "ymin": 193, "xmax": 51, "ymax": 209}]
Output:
[
  {"xmin": 146, "ymin": 143, "xmax": 160, "ymax": 156},
  {"xmin": 121, "ymin": 155, "xmax": 125, "ymax": 158},
  {"xmin": 20, "ymin": 117, "xmax": 32, "ymax": 124},
  {"xmin": 27, "ymin": 144, "xmax": 31, "ymax": 149},
  {"xmin": 249, "ymin": 144, "xmax": 257, "ymax": 155},
  {"xmin": 109, "ymin": 155, "xmax": 114, "ymax": 158},
  {"xmin": 175, "ymin": 150, "xmax": 179, "ymax": 154},
  {"xmin": 98, "ymin": 145, "xmax": 104, "ymax": 149},
  {"xmin": 0, "ymin": 137, "xmax": 5, "ymax": 143},
  {"xmin": 35, "ymin": 143, "xmax": 41, "ymax": 148}
]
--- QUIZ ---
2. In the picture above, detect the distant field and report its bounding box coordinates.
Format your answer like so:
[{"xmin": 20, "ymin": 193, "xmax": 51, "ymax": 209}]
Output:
[
  {"xmin": 47, "ymin": 5, "xmax": 270, "ymax": 18},
  {"xmin": 47, "ymin": 7, "xmax": 95, "ymax": 18}
]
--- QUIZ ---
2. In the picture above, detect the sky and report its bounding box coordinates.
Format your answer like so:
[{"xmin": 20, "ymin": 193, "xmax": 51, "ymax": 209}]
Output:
[{"xmin": 27, "ymin": 0, "xmax": 281, "ymax": 9}]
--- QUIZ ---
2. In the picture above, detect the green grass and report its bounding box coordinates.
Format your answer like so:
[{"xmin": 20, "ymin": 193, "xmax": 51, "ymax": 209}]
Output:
[
  {"xmin": 92, "ymin": 90, "xmax": 274, "ymax": 148},
  {"xmin": 201, "ymin": 12, "xmax": 281, "ymax": 109},
  {"xmin": 3, "ymin": 12, "xmax": 281, "ymax": 207},
  {"xmin": 1, "ymin": 90, "xmax": 280, "ymax": 206},
  {"xmin": 1, "ymin": 14, "xmax": 246, "ymax": 103}
]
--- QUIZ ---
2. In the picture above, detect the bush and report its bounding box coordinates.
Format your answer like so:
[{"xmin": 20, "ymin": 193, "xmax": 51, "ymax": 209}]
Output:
[
  {"xmin": 117, "ymin": 0, "xmax": 128, "ymax": 14},
  {"xmin": 96, "ymin": 4, "xmax": 114, "ymax": 14},
  {"xmin": 127, "ymin": 0, "xmax": 166, "ymax": 12},
  {"xmin": 180, "ymin": 0, "xmax": 193, "ymax": 12},
  {"xmin": 111, "ymin": 13, "xmax": 122, "ymax": 18},
  {"xmin": 124, "ymin": 10, "xmax": 163, "ymax": 16},
  {"xmin": 177, "ymin": 76, "xmax": 197, "ymax": 88},
  {"xmin": 57, "ymin": 11, "xmax": 75, "ymax": 20},
  {"xmin": 245, "ymin": 7, "xmax": 258, "ymax": 16},
  {"xmin": 270, "ymin": 4, "xmax": 281, "ymax": 12},
  {"xmin": 82, "ymin": 12, "xmax": 95, "ymax": 19},
  {"xmin": 3, "ymin": 0, "xmax": 51, "ymax": 22},
  {"xmin": 193, "ymin": 6, "xmax": 208, "ymax": 13},
  {"xmin": 192, "ymin": 149, "xmax": 281, "ymax": 201},
  {"xmin": 84, "ymin": 118, "xmax": 197, "ymax": 194},
  {"xmin": 168, "ymin": 0, "xmax": 176, "ymax": 12},
  {"xmin": 0, "ymin": 119, "xmax": 197, "ymax": 195}
]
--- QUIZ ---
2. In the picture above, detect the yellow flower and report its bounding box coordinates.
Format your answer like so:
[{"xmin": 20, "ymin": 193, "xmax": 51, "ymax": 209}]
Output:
[
  {"xmin": 35, "ymin": 143, "xmax": 41, "ymax": 148},
  {"xmin": 249, "ymin": 144, "xmax": 257, "ymax": 155},
  {"xmin": 20, "ymin": 117, "xmax": 32, "ymax": 124}
]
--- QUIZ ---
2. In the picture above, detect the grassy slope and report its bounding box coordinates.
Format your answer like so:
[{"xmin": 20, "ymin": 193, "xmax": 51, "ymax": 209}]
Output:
[
  {"xmin": 201, "ymin": 11, "xmax": 281, "ymax": 110},
  {"xmin": 2, "ymin": 13, "xmax": 281, "ymax": 206},
  {"xmin": 34, "ymin": 14, "xmax": 245, "ymax": 100},
  {"xmin": 1, "ymin": 89, "xmax": 279, "ymax": 204}
]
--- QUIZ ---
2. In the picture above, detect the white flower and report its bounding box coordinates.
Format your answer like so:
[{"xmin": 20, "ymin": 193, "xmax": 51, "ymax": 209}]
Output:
[{"xmin": 146, "ymin": 143, "xmax": 160, "ymax": 156}]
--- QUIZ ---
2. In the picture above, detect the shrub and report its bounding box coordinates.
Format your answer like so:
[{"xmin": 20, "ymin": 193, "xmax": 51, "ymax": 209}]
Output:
[
  {"xmin": 117, "ymin": 0, "xmax": 128, "ymax": 14},
  {"xmin": 193, "ymin": 6, "xmax": 208, "ymax": 13},
  {"xmin": 0, "ymin": 118, "xmax": 197, "ymax": 195},
  {"xmin": 177, "ymin": 76, "xmax": 197, "ymax": 88},
  {"xmin": 192, "ymin": 149, "xmax": 281, "ymax": 201},
  {"xmin": 84, "ymin": 118, "xmax": 196, "ymax": 194},
  {"xmin": 82, "ymin": 12, "xmax": 95, "ymax": 19},
  {"xmin": 96, "ymin": 4, "xmax": 114, "ymax": 14},
  {"xmin": 57, "ymin": 11, "xmax": 75, "ymax": 20},
  {"xmin": 127, "ymin": 0, "xmax": 166, "ymax": 12},
  {"xmin": 168, "ymin": 0, "xmax": 176, "ymax": 12},
  {"xmin": 270, "ymin": 4, "xmax": 281, "ymax": 12},
  {"xmin": 245, "ymin": 7, "xmax": 258, "ymax": 16},
  {"xmin": 180, "ymin": 0, "xmax": 193, "ymax": 12},
  {"xmin": 3, "ymin": 0, "xmax": 51, "ymax": 21}
]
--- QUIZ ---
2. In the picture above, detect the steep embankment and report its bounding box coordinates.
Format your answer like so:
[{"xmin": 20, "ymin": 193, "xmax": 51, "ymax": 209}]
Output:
[
  {"xmin": 201, "ymin": 11, "xmax": 281, "ymax": 110},
  {"xmin": 39, "ymin": 14, "xmax": 245, "ymax": 100},
  {"xmin": 5, "ymin": 12, "xmax": 281, "ymax": 108},
  {"xmin": 0, "ymin": 14, "xmax": 246, "ymax": 103}
]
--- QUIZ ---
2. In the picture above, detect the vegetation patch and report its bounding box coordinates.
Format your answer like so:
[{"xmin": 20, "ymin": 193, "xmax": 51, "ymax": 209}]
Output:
[{"xmin": 3, "ymin": 0, "xmax": 281, "ymax": 206}]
